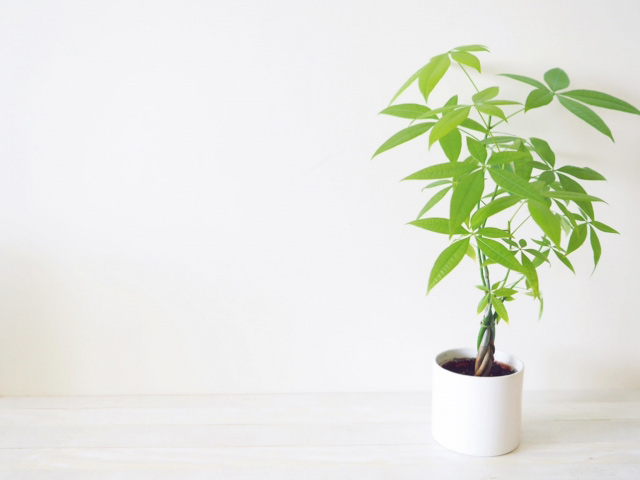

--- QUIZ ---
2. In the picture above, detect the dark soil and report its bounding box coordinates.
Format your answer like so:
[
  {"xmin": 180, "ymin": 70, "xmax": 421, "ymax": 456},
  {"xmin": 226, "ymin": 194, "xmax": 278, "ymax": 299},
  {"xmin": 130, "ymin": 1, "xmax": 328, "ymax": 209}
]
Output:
[{"xmin": 441, "ymin": 357, "xmax": 515, "ymax": 377}]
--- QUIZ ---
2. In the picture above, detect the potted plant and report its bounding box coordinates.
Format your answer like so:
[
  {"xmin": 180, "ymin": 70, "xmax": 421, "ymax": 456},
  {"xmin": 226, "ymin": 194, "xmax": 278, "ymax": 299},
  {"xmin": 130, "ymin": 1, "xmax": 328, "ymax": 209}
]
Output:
[{"xmin": 374, "ymin": 45, "xmax": 638, "ymax": 456}]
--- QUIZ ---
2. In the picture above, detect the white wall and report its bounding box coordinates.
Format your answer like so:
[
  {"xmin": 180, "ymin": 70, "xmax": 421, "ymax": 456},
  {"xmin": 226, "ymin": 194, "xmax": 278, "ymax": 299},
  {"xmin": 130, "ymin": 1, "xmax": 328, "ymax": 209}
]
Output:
[{"xmin": 1, "ymin": 0, "xmax": 640, "ymax": 395}]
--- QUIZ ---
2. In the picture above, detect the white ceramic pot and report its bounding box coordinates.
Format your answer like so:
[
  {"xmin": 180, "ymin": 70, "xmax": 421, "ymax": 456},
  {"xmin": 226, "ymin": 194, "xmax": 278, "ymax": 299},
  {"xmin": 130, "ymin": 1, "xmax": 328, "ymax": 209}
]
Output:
[{"xmin": 431, "ymin": 347, "xmax": 524, "ymax": 456}]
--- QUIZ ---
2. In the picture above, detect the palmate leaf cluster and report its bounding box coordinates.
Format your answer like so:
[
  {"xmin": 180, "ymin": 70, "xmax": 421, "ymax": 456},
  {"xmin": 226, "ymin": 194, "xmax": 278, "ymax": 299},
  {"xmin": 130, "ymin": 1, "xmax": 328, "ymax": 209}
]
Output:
[{"xmin": 374, "ymin": 45, "xmax": 638, "ymax": 323}]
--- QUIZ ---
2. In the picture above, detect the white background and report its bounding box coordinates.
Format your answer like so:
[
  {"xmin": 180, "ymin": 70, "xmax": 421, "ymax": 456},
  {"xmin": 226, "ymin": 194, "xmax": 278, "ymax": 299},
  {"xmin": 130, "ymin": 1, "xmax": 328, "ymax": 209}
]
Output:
[{"xmin": 1, "ymin": 0, "xmax": 639, "ymax": 395}]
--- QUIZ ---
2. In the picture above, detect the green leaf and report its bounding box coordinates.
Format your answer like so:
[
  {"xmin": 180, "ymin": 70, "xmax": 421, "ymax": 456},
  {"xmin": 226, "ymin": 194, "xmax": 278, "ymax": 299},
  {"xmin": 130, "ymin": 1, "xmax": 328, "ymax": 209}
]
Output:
[
  {"xmin": 539, "ymin": 171, "xmax": 555, "ymax": 184},
  {"xmin": 477, "ymin": 293, "xmax": 490, "ymax": 314},
  {"xmin": 419, "ymin": 54, "xmax": 451, "ymax": 102},
  {"xmin": 452, "ymin": 44, "xmax": 489, "ymax": 52},
  {"xmin": 409, "ymin": 217, "xmax": 468, "ymax": 235},
  {"xmin": 544, "ymin": 68, "xmax": 570, "ymax": 91},
  {"xmin": 429, "ymin": 107, "xmax": 471, "ymax": 146},
  {"xmin": 476, "ymin": 236, "xmax": 523, "ymax": 272},
  {"xmin": 417, "ymin": 186, "xmax": 451, "ymax": 219},
  {"xmin": 500, "ymin": 73, "xmax": 547, "ymax": 89},
  {"xmin": 489, "ymin": 168, "xmax": 545, "ymax": 202},
  {"xmin": 490, "ymin": 295, "xmax": 509, "ymax": 323},
  {"xmin": 404, "ymin": 162, "xmax": 477, "ymax": 180},
  {"xmin": 592, "ymin": 221, "xmax": 619, "ymax": 234},
  {"xmin": 488, "ymin": 151, "xmax": 529, "ymax": 166},
  {"xmin": 471, "ymin": 195, "xmax": 521, "ymax": 229},
  {"xmin": 514, "ymin": 143, "xmax": 534, "ymax": 181},
  {"xmin": 451, "ymin": 51, "xmax": 481, "ymax": 72},
  {"xmin": 460, "ymin": 118, "xmax": 487, "ymax": 133},
  {"xmin": 373, "ymin": 122, "xmax": 434, "ymax": 157},
  {"xmin": 428, "ymin": 237, "xmax": 470, "ymax": 292},
  {"xmin": 423, "ymin": 179, "xmax": 450, "ymax": 189},
  {"xmin": 561, "ymin": 89, "xmax": 640, "ymax": 115},
  {"xmin": 414, "ymin": 105, "xmax": 462, "ymax": 120},
  {"xmin": 532, "ymin": 238, "xmax": 551, "ymax": 247},
  {"xmin": 494, "ymin": 287, "xmax": 517, "ymax": 297},
  {"xmin": 525, "ymin": 248, "xmax": 549, "ymax": 265},
  {"xmin": 520, "ymin": 253, "xmax": 540, "ymax": 298},
  {"xmin": 528, "ymin": 200, "xmax": 561, "ymax": 247},
  {"xmin": 380, "ymin": 104, "xmax": 431, "ymax": 119},
  {"xmin": 567, "ymin": 223, "xmax": 588, "ymax": 254},
  {"xmin": 472, "ymin": 87, "xmax": 499, "ymax": 103},
  {"xmin": 467, "ymin": 137, "xmax": 487, "ymax": 163},
  {"xmin": 480, "ymin": 136, "xmax": 520, "ymax": 145},
  {"xmin": 525, "ymin": 248, "xmax": 550, "ymax": 266},
  {"xmin": 485, "ymin": 99, "xmax": 521, "ymax": 106},
  {"xmin": 590, "ymin": 226, "xmax": 601, "ymax": 270},
  {"xmin": 478, "ymin": 227, "xmax": 510, "ymax": 238},
  {"xmin": 525, "ymin": 88, "xmax": 554, "ymax": 112},
  {"xmin": 466, "ymin": 243, "xmax": 477, "ymax": 260},
  {"xmin": 558, "ymin": 96, "xmax": 613, "ymax": 140},
  {"xmin": 557, "ymin": 174, "xmax": 595, "ymax": 219},
  {"xmin": 444, "ymin": 95, "xmax": 459, "ymax": 107},
  {"xmin": 557, "ymin": 166, "xmax": 606, "ymax": 181},
  {"xmin": 553, "ymin": 200, "xmax": 578, "ymax": 229},
  {"xmin": 475, "ymin": 104, "xmax": 506, "ymax": 121},
  {"xmin": 389, "ymin": 68, "xmax": 421, "ymax": 105},
  {"xmin": 439, "ymin": 129, "xmax": 462, "ymax": 162},
  {"xmin": 542, "ymin": 191, "xmax": 603, "ymax": 202},
  {"xmin": 529, "ymin": 138, "xmax": 555, "ymax": 167},
  {"xmin": 537, "ymin": 295, "xmax": 545, "ymax": 320},
  {"xmin": 532, "ymin": 161, "xmax": 550, "ymax": 171},
  {"xmin": 450, "ymin": 171, "xmax": 484, "ymax": 235},
  {"xmin": 553, "ymin": 249, "xmax": 575, "ymax": 273}
]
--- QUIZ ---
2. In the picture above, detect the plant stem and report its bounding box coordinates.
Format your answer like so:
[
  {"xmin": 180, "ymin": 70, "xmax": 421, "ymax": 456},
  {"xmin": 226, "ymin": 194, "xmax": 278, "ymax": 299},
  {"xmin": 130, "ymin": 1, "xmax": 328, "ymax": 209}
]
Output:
[
  {"xmin": 458, "ymin": 128, "xmax": 481, "ymax": 141},
  {"xmin": 458, "ymin": 64, "xmax": 502, "ymax": 153},
  {"xmin": 477, "ymin": 247, "xmax": 488, "ymax": 288},
  {"xmin": 458, "ymin": 62, "xmax": 506, "ymax": 376},
  {"xmin": 458, "ymin": 63, "xmax": 481, "ymax": 92},
  {"xmin": 501, "ymin": 269, "xmax": 512, "ymax": 289},
  {"xmin": 512, "ymin": 214, "xmax": 531, "ymax": 235},
  {"xmin": 489, "ymin": 108, "xmax": 525, "ymax": 129},
  {"xmin": 508, "ymin": 201, "xmax": 526, "ymax": 225}
]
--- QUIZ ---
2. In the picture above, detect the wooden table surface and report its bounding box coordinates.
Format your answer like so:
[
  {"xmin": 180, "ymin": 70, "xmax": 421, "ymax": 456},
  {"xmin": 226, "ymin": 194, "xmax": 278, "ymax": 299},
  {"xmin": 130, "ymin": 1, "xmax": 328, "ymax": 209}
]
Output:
[{"xmin": 0, "ymin": 390, "xmax": 638, "ymax": 479}]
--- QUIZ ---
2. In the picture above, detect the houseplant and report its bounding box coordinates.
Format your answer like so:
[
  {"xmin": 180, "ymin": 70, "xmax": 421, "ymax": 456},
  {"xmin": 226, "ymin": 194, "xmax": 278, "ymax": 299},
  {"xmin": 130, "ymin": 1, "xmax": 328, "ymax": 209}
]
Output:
[{"xmin": 374, "ymin": 45, "xmax": 639, "ymax": 455}]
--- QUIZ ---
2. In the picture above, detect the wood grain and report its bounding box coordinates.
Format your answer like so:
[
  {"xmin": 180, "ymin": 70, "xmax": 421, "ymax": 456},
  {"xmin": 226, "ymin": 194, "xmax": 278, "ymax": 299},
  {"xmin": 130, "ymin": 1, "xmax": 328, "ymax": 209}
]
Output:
[{"xmin": 0, "ymin": 391, "xmax": 638, "ymax": 479}]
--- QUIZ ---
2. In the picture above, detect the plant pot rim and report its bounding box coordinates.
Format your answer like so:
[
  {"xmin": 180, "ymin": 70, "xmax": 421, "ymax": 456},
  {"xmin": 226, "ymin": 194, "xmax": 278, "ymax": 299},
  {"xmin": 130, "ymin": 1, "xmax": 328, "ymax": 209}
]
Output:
[{"xmin": 434, "ymin": 347, "xmax": 525, "ymax": 380}]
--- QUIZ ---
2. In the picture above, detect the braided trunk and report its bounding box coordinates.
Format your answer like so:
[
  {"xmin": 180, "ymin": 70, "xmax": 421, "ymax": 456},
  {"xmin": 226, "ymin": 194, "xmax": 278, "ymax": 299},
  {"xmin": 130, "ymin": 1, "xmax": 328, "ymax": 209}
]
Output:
[{"xmin": 475, "ymin": 309, "xmax": 496, "ymax": 376}]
